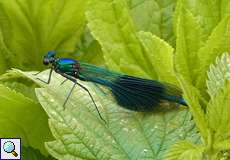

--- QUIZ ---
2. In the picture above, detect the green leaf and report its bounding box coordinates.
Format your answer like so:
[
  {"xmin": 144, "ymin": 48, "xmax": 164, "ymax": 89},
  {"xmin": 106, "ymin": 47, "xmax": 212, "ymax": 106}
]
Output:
[
  {"xmin": 20, "ymin": 70, "xmax": 200, "ymax": 160},
  {"xmin": 0, "ymin": 0, "xmax": 87, "ymax": 71},
  {"xmin": 175, "ymin": 6, "xmax": 204, "ymax": 84},
  {"xmin": 214, "ymin": 139, "xmax": 230, "ymax": 151},
  {"xmin": 22, "ymin": 146, "xmax": 56, "ymax": 160},
  {"xmin": 0, "ymin": 27, "xmax": 14, "ymax": 74},
  {"xmin": 196, "ymin": 16, "xmax": 230, "ymax": 95},
  {"xmin": 0, "ymin": 69, "xmax": 38, "ymax": 101},
  {"xmin": 207, "ymin": 53, "xmax": 230, "ymax": 98},
  {"xmin": 86, "ymin": 0, "xmax": 156, "ymax": 79},
  {"xmin": 0, "ymin": 84, "xmax": 53, "ymax": 155},
  {"xmin": 166, "ymin": 141, "xmax": 204, "ymax": 160},
  {"xmin": 176, "ymin": 74, "xmax": 208, "ymax": 142},
  {"xmin": 75, "ymin": 28, "xmax": 105, "ymax": 66},
  {"xmin": 76, "ymin": 40, "xmax": 104, "ymax": 65},
  {"xmin": 183, "ymin": 0, "xmax": 230, "ymax": 37},
  {"xmin": 0, "ymin": 37, "xmax": 8, "ymax": 73},
  {"xmin": 207, "ymin": 80, "xmax": 230, "ymax": 140},
  {"xmin": 175, "ymin": 0, "xmax": 230, "ymax": 47},
  {"xmin": 221, "ymin": 0, "xmax": 230, "ymax": 17},
  {"xmin": 129, "ymin": 0, "xmax": 177, "ymax": 46},
  {"xmin": 183, "ymin": 0, "xmax": 221, "ymax": 38},
  {"xmin": 137, "ymin": 31, "xmax": 178, "ymax": 84},
  {"xmin": 173, "ymin": 0, "xmax": 182, "ymax": 35},
  {"xmin": 2, "ymin": 81, "xmax": 37, "ymax": 101}
]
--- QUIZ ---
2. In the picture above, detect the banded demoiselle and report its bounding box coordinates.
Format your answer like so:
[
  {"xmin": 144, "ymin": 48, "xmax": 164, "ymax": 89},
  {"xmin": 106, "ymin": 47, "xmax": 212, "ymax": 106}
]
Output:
[{"xmin": 36, "ymin": 51, "xmax": 187, "ymax": 122}]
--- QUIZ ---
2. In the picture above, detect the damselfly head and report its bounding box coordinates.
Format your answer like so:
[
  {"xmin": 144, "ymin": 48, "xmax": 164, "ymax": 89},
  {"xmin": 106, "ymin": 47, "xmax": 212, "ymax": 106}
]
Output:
[{"xmin": 43, "ymin": 51, "xmax": 56, "ymax": 65}]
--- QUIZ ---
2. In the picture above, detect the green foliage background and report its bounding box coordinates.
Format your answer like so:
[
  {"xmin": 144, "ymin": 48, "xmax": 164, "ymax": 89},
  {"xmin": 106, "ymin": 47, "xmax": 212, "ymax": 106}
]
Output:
[{"xmin": 0, "ymin": 0, "xmax": 230, "ymax": 159}]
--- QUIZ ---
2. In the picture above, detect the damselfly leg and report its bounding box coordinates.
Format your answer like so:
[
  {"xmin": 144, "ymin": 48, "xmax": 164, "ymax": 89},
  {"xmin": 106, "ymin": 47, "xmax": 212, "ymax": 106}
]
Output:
[
  {"xmin": 76, "ymin": 82, "xmax": 106, "ymax": 123},
  {"xmin": 63, "ymin": 82, "xmax": 76, "ymax": 108},
  {"xmin": 33, "ymin": 69, "xmax": 106, "ymax": 123},
  {"xmin": 33, "ymin": 68, "xmax": 53, "ymax": 84},
  {"xmin": 60, "ymin": 78, "xmax": 68, "ymax": 85},
  {"xmin": 58, "ymin": 72, "xmax": 106, "ymax": 123}
]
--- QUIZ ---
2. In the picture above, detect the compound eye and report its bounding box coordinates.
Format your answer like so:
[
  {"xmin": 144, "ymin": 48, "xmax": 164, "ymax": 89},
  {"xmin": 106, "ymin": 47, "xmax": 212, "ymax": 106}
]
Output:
[{"xmin": 43, "ymin": 58, "xmax": 49, "ymax": 65}]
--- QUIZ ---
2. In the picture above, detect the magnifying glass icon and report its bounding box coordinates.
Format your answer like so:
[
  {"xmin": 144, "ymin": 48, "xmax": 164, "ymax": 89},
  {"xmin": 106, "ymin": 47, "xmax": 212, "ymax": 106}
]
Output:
[{"xmin": 3, "ymin": 141, "xmax": 18, "ymax": 157}]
